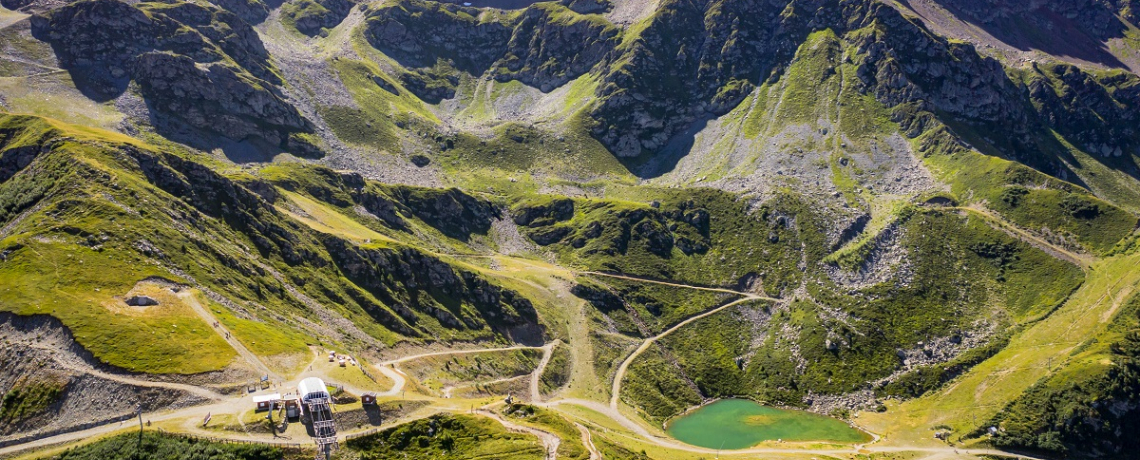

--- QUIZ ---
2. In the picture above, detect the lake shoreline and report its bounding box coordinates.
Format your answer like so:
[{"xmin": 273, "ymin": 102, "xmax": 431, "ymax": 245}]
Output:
[{"xmin": 665, "ymin": 398, "xmax": 873, "ymax": 450}]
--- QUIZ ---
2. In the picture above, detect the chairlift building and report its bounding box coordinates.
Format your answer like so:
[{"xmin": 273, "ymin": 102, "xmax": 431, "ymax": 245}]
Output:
[
  {"xmin": 297, "ymin": 377, "xmax": 338, "ymax": 459},
  {"xmin": 298, "ymin": 377, "xmax": 331, "ymax": 403}
]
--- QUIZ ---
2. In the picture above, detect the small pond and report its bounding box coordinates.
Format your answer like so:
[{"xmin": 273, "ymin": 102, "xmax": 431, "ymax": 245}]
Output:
[{"xmin": 665, "ymin": 399, "xmax": 871, "ymax": 450}]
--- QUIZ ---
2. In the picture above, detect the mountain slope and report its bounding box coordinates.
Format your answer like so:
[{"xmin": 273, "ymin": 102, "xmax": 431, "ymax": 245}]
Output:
[{"xmin": 2, "ymin": 0, "xmax": 1140, "ymax": 458}]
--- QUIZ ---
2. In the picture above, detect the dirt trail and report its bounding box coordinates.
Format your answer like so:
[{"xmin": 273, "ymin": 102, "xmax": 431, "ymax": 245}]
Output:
[
  {"xmin": 954, "ymin": 206, "xmax": 1093, "ymax": 270},
  {"xmin": 369, "ymin": 344, "xmax": 548, "ymax": 397},
  {"xmin": 381, "ymin": 345, "xmax": 545, "ymax": 365},
  {"xmin": 477, "ymin": 409, "xmax": 560, "ymax": 460},
  {"xmin": 17, "ymin": 336, "xmax": 222, "ymax": 401},
  {"xmin": 0, "ymin": 397, "xmax": 244, "ymax": 457},
  {"xmin": 574, "ymin": 422, "xmax": 602, "ymax": 460},
  {"xmin": 375, "ymin": 365, "xmax": 408, "ymax": 397},
  {"xmin": 581, "ymin": 271, "xmax": 776, "ymax": 299},
  {"xmin": 179, "ymin": 290, "xmax": 277, "ymax": 381},
  {"xmin": 443, "ymin": 375, "xmax": 527, "ymax": 399},
  {"xmin": 609, "ymin": 296, "xmax": 763, "ymax": 409},
  {"xmin": 530, "ymin": 340, "xmax": 559, "ymax": 402}
]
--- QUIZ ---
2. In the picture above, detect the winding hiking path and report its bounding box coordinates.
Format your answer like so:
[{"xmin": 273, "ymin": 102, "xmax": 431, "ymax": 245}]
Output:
[
  {"xmin": 574, "ymin": 422, "xmax": 602, "ymax": 460},
  {"xmin": 1, "ymin": 250, "xmax": 1073, "ymax": 460},
  {"xmin": 374, "ymin": 364, "xmax": 408, "ymax": 397},
  {"xmin": 442, "ymin": 375, "xmax": 528, "ymax": 399},
  {"xmin": 370, "ymin": 344, "xmax": 547, "ymax": 397},
  {"xmin": 477, "ymin": 409, "xmax": 561, "ymax": 460},
  {"xmin": 581, "ymin": 271, "xmax": 769, "ymax": 298},
  {"xmin": 952, "ymin": 205, "xmax": 1093, "ymax": 270},
  {"xmin": 530, "ymin": 340, "xmax": 559, "ymax": 402},
  {"xmin": 15, "ymin": 333, "xmax": 223, "ymax": 401},
  {"xmin": 179, "ymin": 290, "xmax": 277, "ymax": 382},
  {"xmin": 608, "ymin": 295, "xmax": 767, "ymax": 409}
]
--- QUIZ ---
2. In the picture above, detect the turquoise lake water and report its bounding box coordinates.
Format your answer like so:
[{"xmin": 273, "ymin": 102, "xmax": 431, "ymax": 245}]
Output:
[{"xmin": 665, "ymin": 399, "xmax": 871, "ymax": 450}]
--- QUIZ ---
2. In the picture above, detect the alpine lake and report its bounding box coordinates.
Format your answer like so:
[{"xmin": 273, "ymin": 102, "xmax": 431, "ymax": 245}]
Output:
[{"xmin": 665, "ymin": 399, "xmax": 872, "ymax": 450}]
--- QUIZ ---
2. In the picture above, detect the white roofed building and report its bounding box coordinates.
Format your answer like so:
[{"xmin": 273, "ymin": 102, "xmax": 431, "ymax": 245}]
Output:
[
  {"xmin": 298, "ymin": 376, "xmax": 337, "ymax": 457},
  {"xmin": 298, "ymin": 377, "xmax": 330, "ymax": 403},
  {"xmin": 252, "ymin": 393, "xmax": 281, "ymax": 411}
]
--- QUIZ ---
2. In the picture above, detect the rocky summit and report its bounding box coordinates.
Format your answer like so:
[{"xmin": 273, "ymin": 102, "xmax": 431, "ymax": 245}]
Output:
[{"xmin": 1, "ymin": 0, "xmax": 1140, "ymax": 459}]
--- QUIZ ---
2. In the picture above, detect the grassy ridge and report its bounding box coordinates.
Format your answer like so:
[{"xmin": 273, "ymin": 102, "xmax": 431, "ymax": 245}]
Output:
[
  {"xmin": 584, "ymin": 277, "xmax": 738, "ymax": 336},
  {"xmin": 539, "ymin": 342, "xmax": 572, "ymax": 395},
  {"xmin": 983, "ymin": 291, "xmax": 1140, "ymax": 458},
  {"xmin": 512, "ymin": 189, "xmax": 808, "ymax": 292},
  {"xmin": 860, "ymin": 249, "xmax": 1140, "ymax": 445},
  {"xmin": 501, "ymin": 403, "xmax": 590, "ymax": 460},
  {"xmin": 593, "ymin": 199, "xmax": 1084, "ymax": 421},
  {"xmin": 42, "ymin": 432, "xmax": 287, "ymax": 460},
  {"xmin": 400, "ymin": 349, "xmax": 541, "ymax": 393},
  {"xmin": 345, "ymin": 413, "xmax": 544, "ymax": 460},
  {"xmin": 0, "ymin": 114, "xmax": 557, "ymax": 374}
]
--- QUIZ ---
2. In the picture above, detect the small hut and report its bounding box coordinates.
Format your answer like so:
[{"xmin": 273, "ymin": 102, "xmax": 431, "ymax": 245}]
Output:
[
  {"xmin": 361, "ymin": 392, "xmax": 377, "ymax": 405},
  {"xmin": 284, "ymin": 398, "xmax": 301, "ymax": 419},
  {"xmin": 253, "ymin": 393, "xmax": 281, "ymax": 411}
]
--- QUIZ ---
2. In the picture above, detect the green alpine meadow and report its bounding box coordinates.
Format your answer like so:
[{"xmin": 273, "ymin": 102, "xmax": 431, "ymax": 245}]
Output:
[{"xmin": 1, "ymin": 0, "xmax": 1140, "ymax": 458}]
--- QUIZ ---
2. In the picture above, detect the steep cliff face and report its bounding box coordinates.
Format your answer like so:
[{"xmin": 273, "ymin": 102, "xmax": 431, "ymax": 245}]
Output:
[
  {"xmin": 29, "ymin": 0, "xmax": 314, "ymax": 151},
  {"xmin": 494, "ymin": 3, "xmax": 620, "ymax": 91},
  {"xmin": 281, "ymin": 0, "xmax": 354, "ymax": 36},
  {"xmin": 920, "ymin": 0, "xmax": 1139, "ymax": 43},
  {"xmin": 323, "ymin": 239, "xmax": 542, "ymax": 344},
  {"xmin": 129, "ymin": 52, "xmax": 310, "ymax": 148},
  {"xmin": 363, "ymin": 0, "xmax": 619, "ymax": 99},
  {"xmin": 365, "ymin": 0, "xmax": 512, "ymax": 74},
  {"xmin": 588, "ymin": 0, "xmax": 778, "ymax": 156},
  {"xmin": 1021, "ymin": 64, "xmax": 1140, "ymax": 159},
  {"xmin": 204, "ymin": 0, "xmax": 271, "ymax": 24},
  {"xmin": 585, "ymin": 0, "xmax": 1033, "ymax": 157}
]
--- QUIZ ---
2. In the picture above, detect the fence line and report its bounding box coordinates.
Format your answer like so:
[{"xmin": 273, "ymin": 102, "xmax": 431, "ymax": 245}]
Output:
[
  {"xmin": 360, "ymin": 366, "xmax": 378, "ymax": 383},
  {"xmin": 343, "ymin": 427, "xmax": 384, "ymax": 442},
  {"xmin": 154, "ymin": 429, "xmax": 306, "ymax": 452}
]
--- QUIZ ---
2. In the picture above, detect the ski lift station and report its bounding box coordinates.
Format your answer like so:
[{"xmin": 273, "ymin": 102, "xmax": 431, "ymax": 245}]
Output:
[
  {"xmin": 297, "ymin": 377, "xmax": 338, "ymax": 459},
  {"xmin": 298, "ymin": 377, "xmax": 331, "ymax": 403}
]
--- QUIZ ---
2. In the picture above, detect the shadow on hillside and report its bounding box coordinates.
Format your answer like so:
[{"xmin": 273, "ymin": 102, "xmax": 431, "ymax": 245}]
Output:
[
  {"xmin": 620, "ymin": 114, "xmax": 715, "ymax": 180},
  {"xmin": 900, "ymin": 0, "xmax": 1129, "ymax": 69}
]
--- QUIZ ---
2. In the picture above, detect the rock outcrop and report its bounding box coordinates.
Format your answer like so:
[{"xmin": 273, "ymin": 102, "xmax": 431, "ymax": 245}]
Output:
[
  {"xmin": 323, "ymin": 238, "xmax": 543, "ymax": 343},
  {"xmin": 512, "ymin": 198, "xmax": 710, "ymax": 256},
  {"xmin": 364, "ymin": 0, "xmax": 620, "ymax": 98},
  {"xmin": 124, "ymin": 295, "xmax": 159, "ymax": 306},
  {"xmin": 494, "ymin": 3, "xmax": 620, "ymax": 91},
  {"xmin": 31, "ymin": 0, "xmax": 314, "ymax": 151},
  {"xmin": 283, "ymin": 0, "xmax": 355, "ymax": 36}
]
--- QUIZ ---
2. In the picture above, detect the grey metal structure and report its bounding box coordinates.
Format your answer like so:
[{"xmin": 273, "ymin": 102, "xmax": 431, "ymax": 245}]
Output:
[{"xmin": 298, "ymin": 377, "xmax": 337, "ymax": 460}]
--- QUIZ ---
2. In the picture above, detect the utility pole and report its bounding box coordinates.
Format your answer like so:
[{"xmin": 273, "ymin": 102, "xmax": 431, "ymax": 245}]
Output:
[
  {"xmin": 136, "ymin": 404, "xmax": 144, "ymax": 460},
  {"xmin": 268, "ymin": 401, "xmax": 276, "ymax": 438}
]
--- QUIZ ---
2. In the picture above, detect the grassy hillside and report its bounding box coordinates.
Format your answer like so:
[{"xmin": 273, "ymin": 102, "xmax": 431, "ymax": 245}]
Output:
[
  {"xmin": 41, "ymin": 432, "xmax": 290, "ymax": 460},
  {"xmin": 345, "ymin": 413, "xmax": 545, "ymax": 460},
  {"xmin": 3, "ymin": 0, "xmax": 1140, "ymax": 456},
  {"xmin": 0, "ymin": 114, "xmax": 551, "ymax": 374}
]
